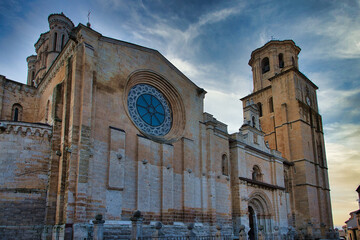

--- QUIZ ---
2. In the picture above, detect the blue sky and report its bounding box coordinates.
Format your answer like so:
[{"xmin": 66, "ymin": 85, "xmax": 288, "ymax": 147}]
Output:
[{"xmin": 1, "ymin": 0, "xmax": 359, "ymax": 227}]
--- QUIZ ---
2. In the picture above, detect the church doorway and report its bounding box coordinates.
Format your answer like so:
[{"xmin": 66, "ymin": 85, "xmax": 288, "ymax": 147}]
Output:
[
  {"xmin": 248, "ymin": 192, "xmax": 273, "ymax": 240},
  {"xmin": 248, "ymin": 206, "xmax": 257, "ymax": 240}
]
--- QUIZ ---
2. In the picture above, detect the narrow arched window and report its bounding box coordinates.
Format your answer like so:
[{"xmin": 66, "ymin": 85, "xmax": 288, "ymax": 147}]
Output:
[
  {"xmin": 222, "ymin": 154, "xmax": 229, "ymax": 176},
  {"xmin": 61, "ymin": 34, "xmax": 65, "ymax": 50},
  {"xmin": 292, "ymin": 56, "xmax": 295, "ymax": 66},
  {"xmin": 261, "ymin": 57, "xmax": 270, "ymax": 73},
  {"xmin": 11, "ymin": 104, "xmax": 23, "ymax": 122},
  {"xmin": 252, "ymin": 116, "xmax": 256, "ymax": 128},
  {"xmin": 252, "ymin": 165, "xmax": 262, "ymax": 181},
  {"xmin": 257, "ymin": 102, "xmax": 262, "ymax": 117},
  {"xmin": 53, "ymin": 32, "xmax": 58, "ymax": 51},
  {"xmin": 269, "ymin": 97, "xmax": 274, "ymax": 113},
  {"xmin": 14, "ymin": 108, "xmax": 18, "ymax": 121},
  {"xmin": 279, "ymin": 53, "xmax": 284, "ymax": 68}
]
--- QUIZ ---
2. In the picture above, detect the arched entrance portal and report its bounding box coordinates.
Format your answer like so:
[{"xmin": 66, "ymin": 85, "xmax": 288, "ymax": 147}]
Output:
[{"xmin": 248, "ymin": 192, "xmax": 273, "ymax": 240}]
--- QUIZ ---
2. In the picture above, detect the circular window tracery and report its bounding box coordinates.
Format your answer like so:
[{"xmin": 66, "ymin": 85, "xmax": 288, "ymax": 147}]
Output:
[
  {"xmin": 136, "ymin": 94, "xmax": 165, "ymax": 127},
  {"xmin": 128, "ymin": 84, "xmax": 172, "ymax": 136}
]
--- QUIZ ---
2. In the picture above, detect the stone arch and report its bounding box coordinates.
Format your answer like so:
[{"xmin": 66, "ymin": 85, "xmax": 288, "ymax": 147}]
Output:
[{"xmin": 248, "ymin": 191, "xmax": 274, "ymax": 238}]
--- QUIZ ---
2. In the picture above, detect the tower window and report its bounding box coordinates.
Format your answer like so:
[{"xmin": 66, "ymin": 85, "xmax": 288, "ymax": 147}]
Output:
[
  {"xmin": 279, "ymin": 53, "xmax": 284, "ymax": 68},
  {"xmin": 261, "ymin": 57, "xmax": 270, "ymax": 73},
  {"xmin": 11, "ymin": 104, "xmax": 23, "ymax": 122},
  {"xmin": 257, "ymin": 102, "xmax": 262, "ymax": 117},
  {"xmin": 53, "ymin": 32, "xmax": 58, "ymax": 51},
  {"xmin": 61, "ymin": 34, "xmax": 65, "ymax": 50},
  {"xmin": 292, "ymin": 56, "xmax": 295, "ymax": 67},
  {"xmin": 269, "ymin": 97, "xmax": 274, "ymax": 113},
  {"xmin": 252, "ymin": 116, "xmax": 256, "ymax": 128},
  {"xmin": 222, "ymin": 154, "xmax": 229, "ymax": 176}
]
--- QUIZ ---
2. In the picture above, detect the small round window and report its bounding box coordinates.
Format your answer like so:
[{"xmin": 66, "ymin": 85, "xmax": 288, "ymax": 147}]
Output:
[{"xmin": 128, "ymin": 84, "xmax": 172, "ymax": 136}]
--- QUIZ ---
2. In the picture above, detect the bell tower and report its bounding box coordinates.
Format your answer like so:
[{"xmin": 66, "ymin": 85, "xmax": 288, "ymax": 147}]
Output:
[
  {"xmin": 242, "ymin": 40, "xmax": 333, "ymax": 235},
  {"xmin": 248, "ymin": 40, "xmax": 300, "ymax": 92},
  {"xmin": 27, "ymin": 13, "xmax": 74, "ymax": 86}
]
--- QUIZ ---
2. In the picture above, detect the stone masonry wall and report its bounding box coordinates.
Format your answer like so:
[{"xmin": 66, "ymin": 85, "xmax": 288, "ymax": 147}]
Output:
[
  {"xmin": 0, "ymin": 76, "xmax": 38, "ymax": 122},
  {"xmin": 0, "ymin": 121, "xmax": 52, "ymax": 239}
]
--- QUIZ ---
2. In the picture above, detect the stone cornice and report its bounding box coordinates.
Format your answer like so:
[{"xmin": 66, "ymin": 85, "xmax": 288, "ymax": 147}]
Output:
[
  {"xmin": 239, "ymin": 176, "xmax": 285, "ymax": 191},
  {"xmin": 240, "ymin": 85, "xmax": 272, "ymax": 101},
  {"xmin": 269, "ymin": 66, "xmax": 318, "ymax": 90},
  {"xmin": 0, "ymin": 121, "xmax": 52, "ymax": 138}
]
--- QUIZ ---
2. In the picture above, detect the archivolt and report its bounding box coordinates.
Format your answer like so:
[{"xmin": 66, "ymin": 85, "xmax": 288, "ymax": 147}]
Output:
[{"xmin": 248, "ymin": 190, "xmax": 273, "ymax": 218}]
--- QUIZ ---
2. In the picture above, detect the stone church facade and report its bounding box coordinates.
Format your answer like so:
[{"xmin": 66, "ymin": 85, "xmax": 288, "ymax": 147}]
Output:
[{"xmin": 0, "ymin": 13, "xmax": 333, "ymax": 239}]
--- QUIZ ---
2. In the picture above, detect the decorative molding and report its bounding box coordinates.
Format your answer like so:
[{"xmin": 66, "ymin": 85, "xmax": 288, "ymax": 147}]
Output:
[
  {"xmin": 3, "ymin": 80, "xmax": 36, "ymax": 97},
  {"xmin": 239, "ymin": 176, "xmax": 285, "ymax": 191},
  {"xmin": 0, "ymin": 121, "xmax": 52, "ymax": 138}
]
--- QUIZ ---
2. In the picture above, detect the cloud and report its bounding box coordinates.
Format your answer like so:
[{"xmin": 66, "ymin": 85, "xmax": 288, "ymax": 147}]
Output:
[
  {"xmin": 294, "ymin": 5, "xmax": 360, "ymax": 60},
  {"xmin": 204, "ymin": 89, "xmax": 244, "ymax": 133},
  {"xmin": 318, "ymin": 88, "xmax": 360, "ymax": 124},
  {"xmin": 324, "ymin": 122, "xmax": 360, "ymax": 226}
]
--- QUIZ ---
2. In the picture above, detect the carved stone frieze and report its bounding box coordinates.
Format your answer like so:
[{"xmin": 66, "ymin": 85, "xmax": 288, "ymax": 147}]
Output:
[{"xmin": 0, "ymin": 121, "xmax": 52, "ymax": 139}]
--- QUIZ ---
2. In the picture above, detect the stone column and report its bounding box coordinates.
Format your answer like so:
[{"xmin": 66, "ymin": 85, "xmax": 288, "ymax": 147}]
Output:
[
  {"xmin": 93, "ymin": 214, "xmax": 105, "ymax": 240},
  {"xmin": 131, "ymin": 210, "xmax": 144, "ymax": 240}
]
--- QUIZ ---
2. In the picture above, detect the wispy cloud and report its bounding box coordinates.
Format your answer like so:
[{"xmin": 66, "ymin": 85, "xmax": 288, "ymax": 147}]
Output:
[
  {"xmin": 325, "ymin": 122, "xmax": 360, "ymax": 226},
  {"xmin": 294, "ymin": 7, "xmax": 360, "ymax": 59},
  {"xmin": 318, "ymin": 88, "xmax": 360, "ymax": 123}
]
